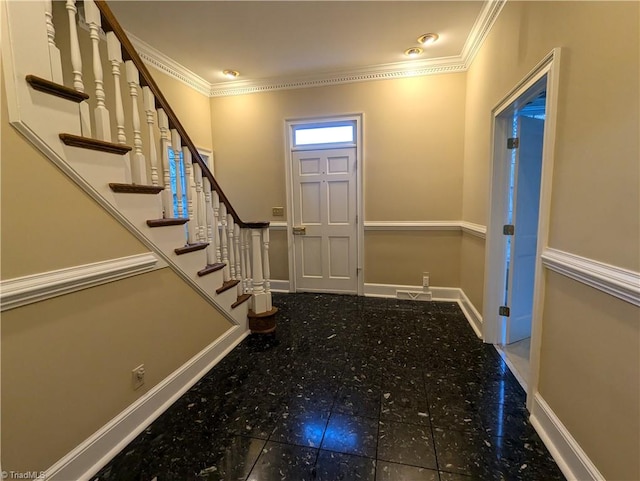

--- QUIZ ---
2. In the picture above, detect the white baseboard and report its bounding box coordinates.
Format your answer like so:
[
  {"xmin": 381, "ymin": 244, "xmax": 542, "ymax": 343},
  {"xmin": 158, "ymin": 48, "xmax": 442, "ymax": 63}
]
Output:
[
  {"xmin": 44, "ymin": 326, "xmax": 250, "ymax": 481},
  {"xmin": 530, "ymin": 393, "xmax": 605, "ymax": 481},
  {"xmin": 269, "ymin": 279, "xmax": 291, "ymax": 292},
  {"xmin": 457, "ymin": 289, "xmax": 483, "ymax": 338},
  {"xmin": 363, "ymin": 283, "xmax": 482, "ymax": 337}
]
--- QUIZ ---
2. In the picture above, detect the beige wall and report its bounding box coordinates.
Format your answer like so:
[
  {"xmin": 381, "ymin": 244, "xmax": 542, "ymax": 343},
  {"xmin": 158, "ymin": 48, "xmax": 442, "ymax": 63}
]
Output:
[
  {"xmin": 149, "ymin": 67, "xmax": 213, "ymax": 151},
  {"xmin": 210, "ymin": 74, "xmax": 467, "ymax": 285},
  {"xmin": 2, "ymin": 269, "xmax": 233, "ymax": 473},
  {"xmin": 1, "ymin": 73, "xmax": 147, "ymax": 279},
  {"xmin": 365, "ymin": 231, "xmax": 461, "ymax": 287},
  {"xmin": 462, "ymin": 2, "xmax": 640, "ymax": 479},
  {"xmin": 460, "ymin": 232, "xmax": 485, "ymax": 312},
  {"xmin": 539, "ymin": 272, "xmax": 639, "ymax": 481},
  {"xmin": 2, "ymin": 51, "xmax": 231, "ymax": 473},
  {"xmin": 463, "ymin": 1, "xmax": 639, "ymax": 271}
]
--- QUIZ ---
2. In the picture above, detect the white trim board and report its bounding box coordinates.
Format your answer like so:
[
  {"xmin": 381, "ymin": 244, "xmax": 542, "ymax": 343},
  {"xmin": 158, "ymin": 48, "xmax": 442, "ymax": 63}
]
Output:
[
  {"xmin": 44, "ymin": 326, "xmax": 250, "ymax": 481},
  {"xmin": 530, "ymin": 393, "xmax": 605, "ymax": 481},
  {"xmin": 542, "ymin": 248, "xmax": 640, "ymax": 307},
  {"xmin": 364, "ymin": 221, "xmax": 487, "ymax": 239},
  {"xmin": 364, "ymin": 283, "xmax": 483, "ymax": 338},
  {"xmin": 0, "ymin": 253, "xmax": 161, "ymax": 311},
  {"xmin": 123, "ymin": 1, "xmax": 505, "ymax": 98}
]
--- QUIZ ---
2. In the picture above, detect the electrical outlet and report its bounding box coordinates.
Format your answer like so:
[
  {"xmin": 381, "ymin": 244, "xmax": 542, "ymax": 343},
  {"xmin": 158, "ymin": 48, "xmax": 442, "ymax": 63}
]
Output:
[
  {"xmin": 132, "ymin": 364, "xmax": 145, "ymax": 390},
  {"xmin": 272, "ymin": 207, "xmax": 284, "ymax": 217},
  {"xmin": 422, "ymin": 272, "xmax": 430, "ymax": 288}
]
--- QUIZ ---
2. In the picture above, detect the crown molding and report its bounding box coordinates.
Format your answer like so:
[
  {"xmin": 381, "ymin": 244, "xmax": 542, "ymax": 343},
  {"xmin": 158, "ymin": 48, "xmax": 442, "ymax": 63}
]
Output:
[
  {"xmin": 127, "ymin": 32, "xmax": 212, "ymax": 97},
  {"xmin": 128, "ymin": 0, "xmax": 506, "ymax": 98},
  {"xmin": 460, "ymin": 0, "xmax": 507, "ymax": 68}
]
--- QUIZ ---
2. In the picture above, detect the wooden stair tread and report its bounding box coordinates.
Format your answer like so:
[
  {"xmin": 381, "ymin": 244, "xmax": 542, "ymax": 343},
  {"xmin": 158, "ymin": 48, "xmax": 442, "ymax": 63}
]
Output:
[
  {"xmin": 109, "ymin": 183, "xmax": 164, "ymax": 194},
  {"xmin": 26, "ymin": 75, "xmax": 89, "ymax": 103},
  {"xmin": 60, "ymin": 133, "xmax": 132, "ymax": 155},
  {"xmin": 231, "ymin": 293, "xmax": 251, "ymax": 309},
  {"xmin": 146, "ymin": 218, "xmax": 188, "ymax": 227},
  {"xmin": 174, "ymin": 243, "xmax": 208, "ymax": 255},
  {"xmin": 197, "ymin": 263, "xmax": 226, "ymax": 277},
  {"xmin": 216, "ymin": 279, "xmax": 240, "ymax": 294}
]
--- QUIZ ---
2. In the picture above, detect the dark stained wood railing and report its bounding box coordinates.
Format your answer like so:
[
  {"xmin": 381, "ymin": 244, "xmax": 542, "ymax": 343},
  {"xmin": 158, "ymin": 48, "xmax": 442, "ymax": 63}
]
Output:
[{"xmin": 94, "ymin": 0, "xmax": 268, "ymax": 230}]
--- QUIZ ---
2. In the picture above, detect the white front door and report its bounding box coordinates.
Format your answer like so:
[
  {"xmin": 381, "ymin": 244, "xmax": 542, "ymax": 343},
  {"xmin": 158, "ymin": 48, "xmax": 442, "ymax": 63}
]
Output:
[
  {"xmin": 292, "ymin": 148, "xmax": 358, "ymax": 293},
  {"xmin": 505, "ymin": 116, "xmax": 544, "ymax": 343}
]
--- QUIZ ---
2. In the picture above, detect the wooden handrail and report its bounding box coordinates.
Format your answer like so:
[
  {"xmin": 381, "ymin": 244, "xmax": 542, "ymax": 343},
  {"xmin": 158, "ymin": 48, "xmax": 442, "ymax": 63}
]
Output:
[{"xmin": 94, "ymin": 0, "xmax": 268, "ymax": 230}]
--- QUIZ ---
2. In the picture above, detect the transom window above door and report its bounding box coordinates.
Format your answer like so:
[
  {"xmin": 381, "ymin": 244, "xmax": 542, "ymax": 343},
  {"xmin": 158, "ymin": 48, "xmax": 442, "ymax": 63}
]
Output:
[{"xmin": 292, "ymin": 121, "xmax": 356, "ymax": 149}]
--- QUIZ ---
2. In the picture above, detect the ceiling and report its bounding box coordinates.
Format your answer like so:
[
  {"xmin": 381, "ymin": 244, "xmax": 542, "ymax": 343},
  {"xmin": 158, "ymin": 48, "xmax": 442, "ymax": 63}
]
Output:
[{"xmin": 108, "ymin": 1, "xmax": 497, "ymax": 96}]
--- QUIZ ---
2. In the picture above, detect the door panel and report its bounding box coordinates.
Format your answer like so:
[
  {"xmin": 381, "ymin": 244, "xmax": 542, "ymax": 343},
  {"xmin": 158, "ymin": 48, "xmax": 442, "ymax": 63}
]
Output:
[
  {"xmin": 292, "ymin": 148, "xmax": 357, "ymax": 293},
  {"xmin": 506, "ymin": 116, "xmax": 544, "ymax": 343}
]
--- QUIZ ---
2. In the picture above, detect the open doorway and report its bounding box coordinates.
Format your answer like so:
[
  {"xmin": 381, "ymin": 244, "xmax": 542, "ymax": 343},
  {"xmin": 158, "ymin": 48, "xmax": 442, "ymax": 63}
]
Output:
[
  {"xmin": 483, "ymin": 50, "xmax": 561, "ymax": 400},
  {"xmin": 499, "ymin": 87, "xmax": 546, "ymax": 388}
]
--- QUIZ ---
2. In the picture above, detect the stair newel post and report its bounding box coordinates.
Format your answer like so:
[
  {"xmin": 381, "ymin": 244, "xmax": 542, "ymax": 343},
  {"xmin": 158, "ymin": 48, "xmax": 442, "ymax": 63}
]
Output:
[
  {"xmin": 65, "ymin": 0, "xmax": 91, "ymax": 137},
  {"xmin": 142, "ymin": 87, "xmax": 159, "ymax": 186},
  {"xmin": 262, "ymin": 227, "xmax": 273, "ymax": 311},
  {"xmin": 182, "ymin": 147, "xmax": 197, "ymax": 243},
  {"xmin": 106, "ymin": 33, "xmax": 126, "ymax": 145},
  {"xmin": 227, "ymin": 214, "xmax": 237, "ymax": 281},
  {"xmin": 243, "ymin": 228, "xmax": 253, "ymax": 294},
  {"xmin": 235, "ymin": 224, "xmax": 243, "ymax": 296},
  {"xmin": 193, "ymin": 163, "xmax": 206, "ymax": 243},
  {"xmin": 44, "ymin": 0, "xmax": 63, "ymax": 84},
  {"xmin": 202, "ymin": 177, "xmax": 216, "ymax": 265},
  {"xmin": 170, "ymin": 129, "xmax": 184, "ymax": 217},
  {"xmin": 85, "ymin": 0, "xmax": 111, "ymax": 142},
  {"xmin": 212, "ymin": 191, "xmax": 222, "ymax": 264},
  {"xmin": 125, "ymin": 61, "xmax": 146, "ymax": 184},
  {"xmin": 157, "ymin": 109, "xmax": 173, "ymax": 217},
  {"xmin": 251, "ymin": 229, "xmax": 267, "ymax": 314},
  {"xmin": 219, "ymin": 202, "xmax": 230, "ymax": 282}
]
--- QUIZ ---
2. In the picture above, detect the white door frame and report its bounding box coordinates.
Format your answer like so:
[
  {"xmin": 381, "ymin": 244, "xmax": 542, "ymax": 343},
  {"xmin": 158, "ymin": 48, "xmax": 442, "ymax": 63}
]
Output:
[
  {"xmin": 483, "ymin": 49, "xmax": 561, "ymax": 408},
  {"xmin": 284, "ymin": 114, "xmax": 365, "ymax": 296}
]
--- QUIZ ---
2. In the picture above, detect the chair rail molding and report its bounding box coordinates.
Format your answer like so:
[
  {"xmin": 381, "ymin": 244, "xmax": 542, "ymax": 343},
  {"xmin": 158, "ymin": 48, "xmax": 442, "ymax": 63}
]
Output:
[
  {"xmin": 0, "ymin": 253, "xmax": 162, "ymax": 311},
  {"xmin": 541, "ymin": 248, "xmax": 640, "ymax": 307},
  {"xmin": 364, "ymin": 221, "xmax": 486, "ymax": 239}
]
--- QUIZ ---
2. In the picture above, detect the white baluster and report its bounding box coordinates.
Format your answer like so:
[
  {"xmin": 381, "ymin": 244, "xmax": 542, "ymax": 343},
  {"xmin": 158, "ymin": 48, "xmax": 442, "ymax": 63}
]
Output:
[
  {"xmin": 157, "ymin": 109, "xmax": 173, "ymax": 217},
  {"xmin": 251, "ymin": 228, "xmax": 267, "ymax": 314},
  {"xmin": 227, "ymin": 214, "xmax": 236, "ymax": 281},
  {"xmin": 193, "ymin": 163, "xmax": 207, "ymax": 243},
  {"xmin": 106, "ymin": 33, "xmax": 126, "ymax": 145},
  {"xmin": 45, "ymin": 0, "xmax": 63, "ymax": 83},
  {"xmin": 243, "ymin": 228, "xmax": 253, "ymax": 293},
  {"xmin": 171, "ymin": 130, "xmax": 184, "ymax": 217},
  {"xmin": 142, "ymin": 87, "xmax": 159, "ymax": 186},
  {"xmin": 65, "ymin": 0, "xmax": 91, "ymax": 136},
  {"xmin": 262, "ymin": 227, "xmax": 272, "ymax": 311},
  {"xmin": 213, "ymin": 192, "xmax": 222, "ymax": 264},
  {"xmin": 219, "ymin": 202, "xmax": 230, "ymax": 282},
  {"xmin": 203, "ymin": 177, "xmax": 216, "ymax": 266},
  {"xmin": 125, "ymin": 61, "xmax": 146, "ymax": 184},
  {"xmin": 182, "ymin": 147, "xmax": 197, "ymax": 244},
  {"xmin": 234, "ymin": 223, "xmax": 243, "ymax": 295},
  {"xmin": 85, "ymin": 0, "xmax": 111, "ymax": 141}
]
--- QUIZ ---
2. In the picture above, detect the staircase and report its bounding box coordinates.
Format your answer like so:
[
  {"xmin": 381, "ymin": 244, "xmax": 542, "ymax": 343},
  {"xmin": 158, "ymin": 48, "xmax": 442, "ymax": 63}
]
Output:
[{"xmin": 2, "ymin": 0, "xmax": 277, "ymax": 332}]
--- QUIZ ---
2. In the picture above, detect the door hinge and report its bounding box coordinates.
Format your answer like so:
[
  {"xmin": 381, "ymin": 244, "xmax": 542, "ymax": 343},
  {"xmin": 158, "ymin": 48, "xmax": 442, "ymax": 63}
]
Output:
[
  {"xmin": 499, "ymin": 306, "xmax": 511, "ymax": 317},
  {"xmin": 507, "ymin": 137, "xmax": 519, "ymax": 149},
  {"xmin": 503, "ymin": 224, "xmax": 515, "ymax": 235}
]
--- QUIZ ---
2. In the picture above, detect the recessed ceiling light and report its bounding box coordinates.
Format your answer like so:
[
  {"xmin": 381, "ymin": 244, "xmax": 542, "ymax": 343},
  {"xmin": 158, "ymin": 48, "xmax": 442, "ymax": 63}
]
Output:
[
  {"xmin": 404, "ymin": 47, "xmax": 423, "ymax": 58},
  {"xmin": 223, "ymin": 69, "xmax": 239, "ymax": 79},
  {"xmin": 417, "ymin": 33, "xmax": 439, "ymax": 45}
]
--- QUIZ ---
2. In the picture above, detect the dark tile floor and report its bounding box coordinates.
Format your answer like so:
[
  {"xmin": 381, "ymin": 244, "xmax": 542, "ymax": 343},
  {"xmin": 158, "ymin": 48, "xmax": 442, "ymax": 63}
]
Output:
[{"xmin": 94, "ymin": 293, "xmax": 565, "ymax": 481}]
